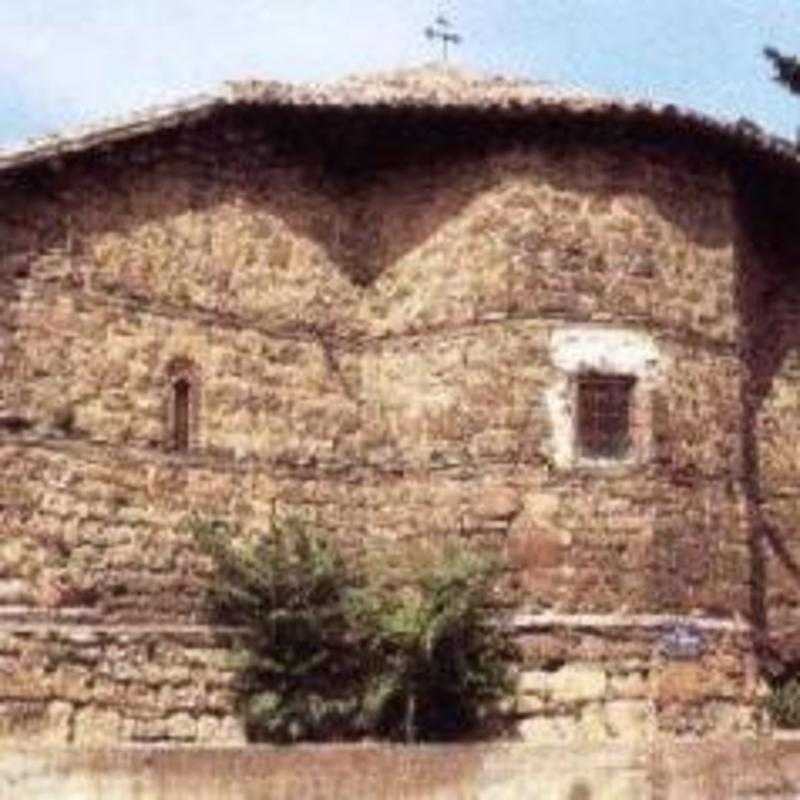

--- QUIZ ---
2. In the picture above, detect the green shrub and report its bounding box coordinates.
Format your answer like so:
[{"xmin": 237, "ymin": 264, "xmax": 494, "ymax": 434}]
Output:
[
  {"xmin": 351, "ymin": 541, "xmax": 516, "ymax": 742},
  {"xmin": 767, "ymin": 674, "xmax": 800, "ymax": 728},
  {"xmin": 190, "ymin": 515, "xmax": 368, "ymax": 742},
  {"xmin": 189, "ymin": 515, "xmax": 516, "ymax": 743}
]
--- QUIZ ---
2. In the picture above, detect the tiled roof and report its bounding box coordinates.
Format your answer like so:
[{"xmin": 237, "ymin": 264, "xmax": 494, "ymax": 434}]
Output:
[{"xmin": 0, "ymin": 64, "xmax": 796, "ymax": 174}]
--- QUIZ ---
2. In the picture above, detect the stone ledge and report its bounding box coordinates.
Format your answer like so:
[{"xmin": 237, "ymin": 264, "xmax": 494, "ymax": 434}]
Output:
[
  {"xmin": 0, "ymin": 612, "xmax": 243, "ymax": 636},
  {"xmin": 0, "ymin": 609, "xmax": 750, "ymax": 635},
  {"xmin": 512, "ymin": 612, "xmax": 751, "ymax": 633},
  {"xmin": 0, "ymin": 610, "xmax": 750, "ymax": 636},
  {"xmin": 0, "ymin": 606, "xmax": 100, "ymax": 625}
]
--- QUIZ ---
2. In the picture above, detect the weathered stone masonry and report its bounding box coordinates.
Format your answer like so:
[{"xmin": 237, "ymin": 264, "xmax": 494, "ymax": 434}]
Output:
[{"xmin": 1, "ymin": 67, "xmax": 800, "ymax": 743}]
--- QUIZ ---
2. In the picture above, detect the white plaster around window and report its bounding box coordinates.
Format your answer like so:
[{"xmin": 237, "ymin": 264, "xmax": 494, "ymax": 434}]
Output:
[
  {"xmin": 549, "ymin": 327, "xmax": 662, "ymax": 379},
  {"xmin": 545, "ymin": 325, "xmax": 664, "ymax": 469}
]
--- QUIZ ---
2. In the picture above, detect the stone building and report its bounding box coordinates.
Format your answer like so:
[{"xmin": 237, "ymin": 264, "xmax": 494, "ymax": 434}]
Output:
[{"xmin": 1, "ymin": 65, "xmax": 800, "ymax": 745}]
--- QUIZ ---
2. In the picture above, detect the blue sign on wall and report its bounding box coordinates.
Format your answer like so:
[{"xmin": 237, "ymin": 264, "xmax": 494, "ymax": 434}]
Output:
[{"xmin": 659, "ymin": 623, "xmax": 706, "ymax": 660}]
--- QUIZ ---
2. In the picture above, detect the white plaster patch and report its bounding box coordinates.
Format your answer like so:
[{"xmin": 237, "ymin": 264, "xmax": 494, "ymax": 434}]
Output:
[
  {"xmin": 546, "ymin": 326, "xmax": 665, "ymax": 469},
  {"xmin": 550, "ymin": 326, "xmax": 662, "ymax": 379}
]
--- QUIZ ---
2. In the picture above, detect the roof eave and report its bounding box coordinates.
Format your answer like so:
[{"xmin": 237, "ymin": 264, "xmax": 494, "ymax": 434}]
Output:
[{"xmin": 0, "ymin": 83, "xmax": 797, "ymax": 178}]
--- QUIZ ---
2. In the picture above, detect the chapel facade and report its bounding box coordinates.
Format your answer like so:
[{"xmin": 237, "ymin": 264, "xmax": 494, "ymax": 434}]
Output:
[{"xmin": 1, "ymin": 65, "xmax": 800, "ymax": 744}]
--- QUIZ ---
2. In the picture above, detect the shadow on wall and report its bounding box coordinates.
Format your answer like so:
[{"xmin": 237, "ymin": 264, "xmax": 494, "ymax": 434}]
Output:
[
  {"xmin": 734, "ymin": 159, "xmax": 800, "ymax": 681},
  {"xmin": 0, "ymin": 105, "xmax": 731, "ymax": 295},
  {"xmin": 568, "ymin": 780, "xmax": 592, "ymax": 800}
]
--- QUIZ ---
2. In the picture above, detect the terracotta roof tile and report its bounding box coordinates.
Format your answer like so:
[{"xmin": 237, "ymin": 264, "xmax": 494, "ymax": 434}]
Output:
[{"xmin": 0, "ymin": 64, "xmax": 797, "ymax": 175}]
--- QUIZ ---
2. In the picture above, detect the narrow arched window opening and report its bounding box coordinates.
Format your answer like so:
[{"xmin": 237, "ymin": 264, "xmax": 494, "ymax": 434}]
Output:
[
  {"xmin": 173, "ymin": 377, "xmax": 191, "ymax": 451},
  {"xmin": 165, "ymin": 356, "xmax": 200, "ymax": 454}
]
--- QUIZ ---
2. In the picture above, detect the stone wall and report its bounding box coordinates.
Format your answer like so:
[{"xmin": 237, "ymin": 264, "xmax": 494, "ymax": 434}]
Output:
[
  {"xmin": 730, "ymin": 168, "xmax": 800, "ymax": 669},
  {"xmin": 0, "ymin": 611, "xmax": 761, "ymax": 747},
  {"xmin": 0, "ymin": 108, "xmax": 778, "ymax": 741},
  {"xmin": 0, "ymin": 621, "xmax": 242, "ymax": 746},
  {"xmin": 514, "ymin": 615, "xmax": 759, "ymax": 742}
]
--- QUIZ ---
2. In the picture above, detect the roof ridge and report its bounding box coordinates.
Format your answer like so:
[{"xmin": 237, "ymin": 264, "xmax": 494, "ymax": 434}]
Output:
[{"xmin": 225, "ymin": 62, "xmax": 602, "ymax": 107}]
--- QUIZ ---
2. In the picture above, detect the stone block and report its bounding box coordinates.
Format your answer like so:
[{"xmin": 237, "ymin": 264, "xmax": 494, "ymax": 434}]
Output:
[
  {"xmin": 473, "ymin": 486, "xmax": 521, "ymax": 519},
  {"xmin": 126, "ymin": 717, "xmax": 168, "ymax": 741},
  {"xmin": 91, "ymin": 678, "xmax": 127, "ymax": 706},
  {"xmin": 517, "ymin": 670, "xmax": 549, "ymax": 696},
  {"xmin": 508, "ymin": 528, "xmax": 563, "ymax": 569},
  {"xmin": 513, "ymin": 565, "xmax": 569, "ymax": 598},
  {"xmin": 0, "ymin": 633, "xmax": 21, "ymax": 655},
  {"xmin": 73, "ymin": 708, "xmax": 120, "ymax": 745},
  {"xmin": 609, "ymin": 670, "xmax": 650, "ymax": 699},
  {"xmin": 0, "ymin": 700, "xmax": 48, "ymax": 742},
  {"xmin": 516, "ymin": 634, "xmax": 570, "ymax": 663},
  {"xmin": 521, "ymin": 492, "xmax": 562, "ymax": 522},
  {"xmin": 158, "ymin": 664, "xmax": 193, "ymax": 685},
  {"xmin": 707, "ymin": 701, "xmax": 757, "ymax": 736},
  {"xmin": 50, "ymin": 665, "xmax": 94, "ymax": 703},
  {"xmin": 516, "ymin": 693, "xmax": 547, "ymax": 714},
  {"xmin": 469, "ymin": 429, "xmax": 519, "ymax": 459},
  {"xmin": 605, "ymin": 701, "xmax": 653, "ymax": 740},
  {"xmin": 216, "ymin": 714, "xmax": 246, "ymax": 744},
  {"xmin": 549, "ymin": 664, "xmax": 607, "ymax": 704},
  {"xmin": 40, "ymin": 701, "xmax": 73, "ymax": 746},
  {"xmin": 577, "ymin": 702, "xmax": 610, "ymax": 742},
  {"xmin": 0, "ymin": 669, "xmax": 50, "ymax": 701},
  {"xmin": 0, "ymin": 579, "xmax": 33, "ymax": 605},
  {"xmin": 518, "ymin": 664, "xmax": 607, "ymax": 706},
  {"xmin": 657, "ymin": 662, "xmax": 731, "ymax": 705},
  {"xmin": 197, "ymin": 715, "xmax": 223, "ymax": 742},
  {"xmin": 166, "ymin": 712, "xmax": 197, "ymax": 740},
  {"xmin": 517, "ymin": 714, "xmax": 576, "ymax": 744},
  {"xmin": 159, "ymin": 682, "xmax": 206, "ymax": 712}
]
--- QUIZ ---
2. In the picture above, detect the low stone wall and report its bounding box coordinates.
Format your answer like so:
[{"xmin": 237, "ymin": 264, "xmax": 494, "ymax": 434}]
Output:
[
  {"xmin": 513, "ymin": 613, "xmax": 761, "ymax": 741},
  {"xmin": 0, "ymin": 611, "xmax": 762, "ymax": 746},
  {"xmin": 0, "ymin": 618, "xmax": 244, "ymax": 746},
  {"xmin": 3, "ymin": 741, "xmax": 800, "ymax": 800}
]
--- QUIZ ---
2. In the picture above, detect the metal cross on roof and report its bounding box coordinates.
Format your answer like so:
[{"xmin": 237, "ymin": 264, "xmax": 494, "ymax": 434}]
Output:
[{"xmin": 424, "ymin": 15, "xmax": 462, "ymax": 62}]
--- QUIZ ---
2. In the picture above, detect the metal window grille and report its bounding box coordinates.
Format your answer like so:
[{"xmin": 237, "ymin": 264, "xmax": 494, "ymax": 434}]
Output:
[{"xmin": 576, "ymin": 374, "xmax": 635, "ymax": 458}]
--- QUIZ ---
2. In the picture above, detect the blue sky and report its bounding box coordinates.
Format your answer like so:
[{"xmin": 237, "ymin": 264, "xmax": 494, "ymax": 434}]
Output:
[{"xmin": 2, "ymin": 1, "xmax": 800, "ymax": 147}]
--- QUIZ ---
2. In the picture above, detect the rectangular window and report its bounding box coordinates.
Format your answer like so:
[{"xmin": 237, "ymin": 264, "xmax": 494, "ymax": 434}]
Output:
[{"xmin": 576, "ymin": 374, "xmax": 635, "ymax": 459}]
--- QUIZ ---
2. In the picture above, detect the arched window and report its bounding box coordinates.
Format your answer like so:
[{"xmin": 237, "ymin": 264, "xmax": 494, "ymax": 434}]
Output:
[
  {"xmin": 166, "ymin": 357, "xmax": 199, "ymax": 452},
  {"xmin": 172, "ymin": 377, "xmax": 191, "ymax": 451}
]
